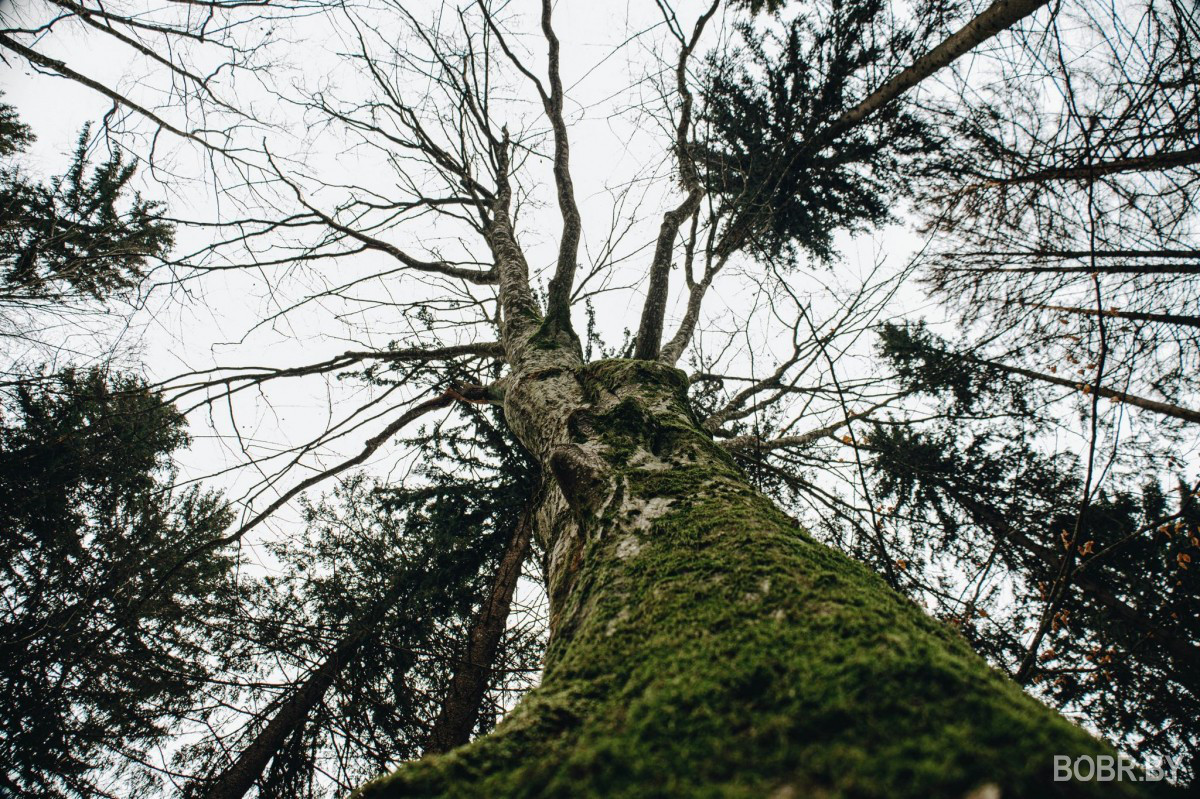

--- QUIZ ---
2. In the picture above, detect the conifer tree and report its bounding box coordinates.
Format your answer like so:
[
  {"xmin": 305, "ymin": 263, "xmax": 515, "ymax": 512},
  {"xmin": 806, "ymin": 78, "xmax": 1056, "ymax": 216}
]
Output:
[
  {"xmin": 0, "ymin": 102, "xmax": 172, "ymax": 305},
  {"xmin": 863, "ymin": 322, "xmax": 1199, "ymax": 775},
  {"xmin": 0, "ymin": 369, "xmax": 237, "ymax": 798},
  {"xmin": 182, "ymin": 407, "xmax": 544, "ymax": 799}
]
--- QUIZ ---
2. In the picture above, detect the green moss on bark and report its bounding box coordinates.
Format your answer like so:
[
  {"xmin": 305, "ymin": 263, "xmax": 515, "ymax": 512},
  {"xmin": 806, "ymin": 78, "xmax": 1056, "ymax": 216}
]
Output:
[{"xmin": 354, "ymin": 360, "xmax": 1167, "ymax": 799}]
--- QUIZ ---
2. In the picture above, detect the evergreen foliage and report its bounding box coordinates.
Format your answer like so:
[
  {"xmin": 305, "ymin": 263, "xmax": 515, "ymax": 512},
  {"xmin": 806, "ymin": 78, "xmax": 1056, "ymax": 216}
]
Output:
[
  {"xmin": 0, "ymin": 105, "xmax": 172, "ymax": 302},
  {"xmin": 180, "ymin": 406, "xmax": 544, "ymax": 797},
  {"xmin": 864, "ymin": 322, "xmax": 1199, "ymax": 774},
  {"xmin": 0, "ymin": 369, "xmax": 236, "ymax": 798},
  {"xmin": 0, "ymin": 100, "xmax": 33, "ymax": 159},
  {"xmin": 696, "ymin": 0, "xmax": 943, "ymax": 260}
]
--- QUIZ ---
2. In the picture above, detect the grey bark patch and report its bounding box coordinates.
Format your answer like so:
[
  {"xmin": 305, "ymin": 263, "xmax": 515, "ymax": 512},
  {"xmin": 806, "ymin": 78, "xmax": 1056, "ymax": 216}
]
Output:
[
  {"xmin": 605, "ymin": 607, "xmax": 631, "ymax": 637},
  {"xmin": 624, "ymin": 495, "xmax": 675, "ymax": 533},
  {"xmin": 548, "ymin": 443, "xmax": 612, "ymax": 517},
  {"xmin": 615, "ymin": 535, "xmax": 642, "ymax": 560}
]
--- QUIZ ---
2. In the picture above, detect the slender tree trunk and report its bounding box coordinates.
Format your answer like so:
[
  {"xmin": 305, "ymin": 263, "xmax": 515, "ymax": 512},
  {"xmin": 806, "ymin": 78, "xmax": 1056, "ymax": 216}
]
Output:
[
  {"xmin": 200, "ymin": 510, "xmax": 534, "ymax": 798},
  {"xmin": 1017, "ymin": 301, "xmax": 1200, "ymax": 330},
  {"xmin": 995, "ymin": 145, "xmax": 1200, "ymax": 185},
  {"xmin": 355, "ymin": 358, "xmax": 1162, "ymax": 798},
  {"xmin": 944, "ymin": 262, "xmax": 1200, "ymax": 275},
  {"xmin": 828, "ymin": 0, "xmax": 1051, "ymax": 133},
  {"xmin": 201, "ymin": 625, "xmax": 371, "ymax": 799},
  {"xmin": 425, "ymin": 508, "xmax": 534, "ymax": 754}
]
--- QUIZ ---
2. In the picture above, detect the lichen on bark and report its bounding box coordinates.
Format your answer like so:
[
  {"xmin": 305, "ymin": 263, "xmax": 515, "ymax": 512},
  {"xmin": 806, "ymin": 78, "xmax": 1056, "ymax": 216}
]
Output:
[{"xmin": 353, "ymin": 359, "xmax": 1165, "ymax": 799}]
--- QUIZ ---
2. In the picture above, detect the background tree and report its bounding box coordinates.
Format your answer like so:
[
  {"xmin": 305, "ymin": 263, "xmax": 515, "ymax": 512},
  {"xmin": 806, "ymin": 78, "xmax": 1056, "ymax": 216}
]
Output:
[
  {"xmin": 0, "ymin": 103, "xmax": 172, "ymax": 306},
  {"xmin": 864, "ymin": 322, "xmax": 1199, "ymax": 767},
  {"xmin": 0, "ymin": 369, "xmax": 237, "ymax": 798},
  {"xmin": 917, "ymin": 0, "xmax": 1200, "ymax": 431},
  {"xmin": 181, "ymin": 407, "xmax": 544, "ymax": 799}
]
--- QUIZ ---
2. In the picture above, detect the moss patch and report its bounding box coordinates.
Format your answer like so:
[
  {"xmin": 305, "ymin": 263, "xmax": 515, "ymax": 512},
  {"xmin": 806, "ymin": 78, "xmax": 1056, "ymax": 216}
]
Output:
[{"xmin": 354, "ymin": 360, "xmax": 1168, "ymax": 799}]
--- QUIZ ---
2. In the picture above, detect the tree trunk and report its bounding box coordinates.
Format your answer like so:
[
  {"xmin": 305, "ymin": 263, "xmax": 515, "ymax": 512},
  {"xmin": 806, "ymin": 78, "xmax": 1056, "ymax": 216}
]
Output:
[
  {"xmin": 975, "ymin": 357, "xmax": 1200, "ymax": 425},
  {"xmin": 200, "ymin": 505, "xmax": 534, "ymax": 798},
  {"xmin": 354, "ymin": 359, "xmax": 1162, "ymax": 798},
  {"xmin": 425, "ymin": 508, "xmax": 534, "ymax": 754},
  {"xmin": 199, "ymin": 594, "xmax": 390, "ymax": 799},
  {"xmin": 200, "ymin": 627, "xmax": 367, "ymax": 799}
]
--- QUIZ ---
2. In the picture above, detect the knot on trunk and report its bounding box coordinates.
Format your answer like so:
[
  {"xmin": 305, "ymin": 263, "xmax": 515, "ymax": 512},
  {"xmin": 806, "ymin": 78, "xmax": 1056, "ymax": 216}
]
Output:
[{"xmin": 548, "ymin": 443, "xmax": 613, "ymax": 518}]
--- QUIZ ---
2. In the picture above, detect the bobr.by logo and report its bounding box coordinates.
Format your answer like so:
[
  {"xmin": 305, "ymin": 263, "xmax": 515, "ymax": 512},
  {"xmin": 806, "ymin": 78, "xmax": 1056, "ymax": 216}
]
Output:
[{"xmin": 1053, "ymin": 754, "xmax": 1182, "ymax": 783}]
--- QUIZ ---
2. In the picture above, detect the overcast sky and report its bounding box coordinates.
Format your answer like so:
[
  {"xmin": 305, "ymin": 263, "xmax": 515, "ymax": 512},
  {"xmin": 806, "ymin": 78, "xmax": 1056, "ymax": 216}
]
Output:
[{"xmin": 0, "ymin": 0, "xmax": 1034, "ymax": 560}]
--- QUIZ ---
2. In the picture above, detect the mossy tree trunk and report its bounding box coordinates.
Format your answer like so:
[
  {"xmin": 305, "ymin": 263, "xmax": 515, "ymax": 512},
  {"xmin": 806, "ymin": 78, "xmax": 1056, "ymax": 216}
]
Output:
[{"xmin": 355, "ymin": 354, "xmax": 1165, "ymax": 798}]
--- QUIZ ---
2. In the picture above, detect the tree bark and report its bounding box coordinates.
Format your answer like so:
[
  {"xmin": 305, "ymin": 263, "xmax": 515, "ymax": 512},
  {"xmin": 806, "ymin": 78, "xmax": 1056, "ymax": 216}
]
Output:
[{"xmin": 354, "ymin": 358, "xmax": 1162, "ymax": 798}]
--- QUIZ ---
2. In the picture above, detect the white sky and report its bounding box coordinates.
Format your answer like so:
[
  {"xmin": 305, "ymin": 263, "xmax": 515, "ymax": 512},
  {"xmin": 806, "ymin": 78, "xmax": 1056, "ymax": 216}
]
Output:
[{"xmin": 0, "ymin": 0, "xmax": 942, "ymax": 556}]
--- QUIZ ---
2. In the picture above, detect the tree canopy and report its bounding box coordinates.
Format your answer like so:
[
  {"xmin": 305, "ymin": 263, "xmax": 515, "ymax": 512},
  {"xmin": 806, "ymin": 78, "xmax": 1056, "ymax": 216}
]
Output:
[{"xmin": 0, "ymin": 104, "xmax": 172, "ymax": 305}]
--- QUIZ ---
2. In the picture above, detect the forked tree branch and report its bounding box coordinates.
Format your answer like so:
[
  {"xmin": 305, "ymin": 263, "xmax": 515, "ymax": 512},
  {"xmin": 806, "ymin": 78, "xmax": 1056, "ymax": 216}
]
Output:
[
  {"xmin": 633, "ymin": 0, "xmax": 720, "ymax": 361},
  {"xmin": 537, "ymin": 0, "xmax": 584, "ymax": 334}
]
